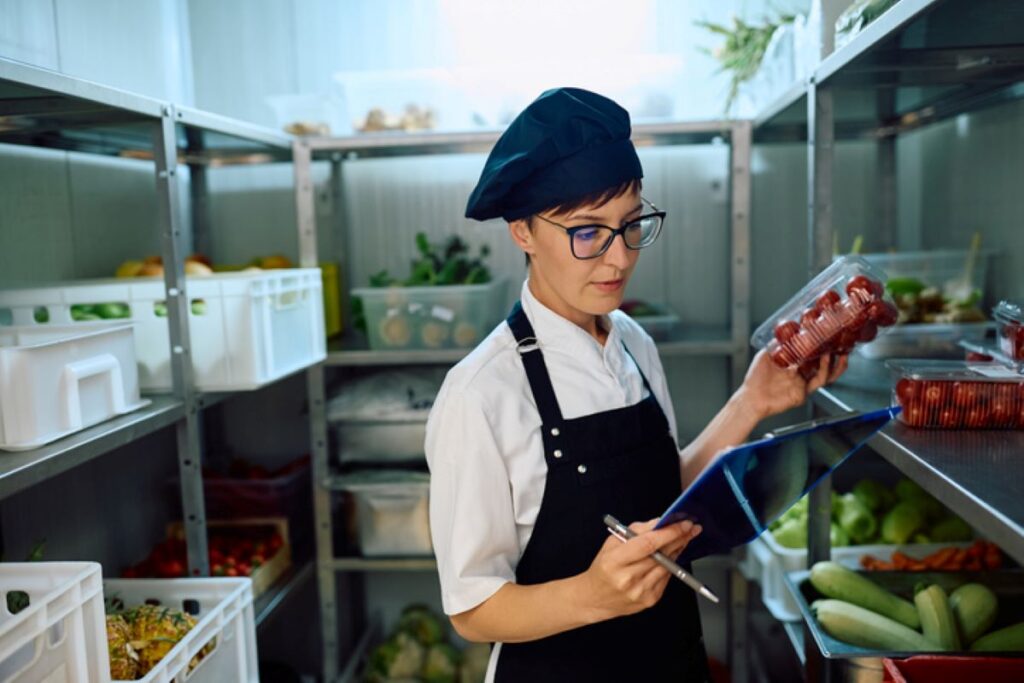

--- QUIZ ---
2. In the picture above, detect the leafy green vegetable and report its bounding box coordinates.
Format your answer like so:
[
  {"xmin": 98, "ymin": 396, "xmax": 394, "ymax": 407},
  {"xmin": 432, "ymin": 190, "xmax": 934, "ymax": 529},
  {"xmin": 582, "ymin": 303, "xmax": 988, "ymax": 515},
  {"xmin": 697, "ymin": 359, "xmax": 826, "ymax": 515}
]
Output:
[
  {"xmin": 370, "ymin": 233, "xmax": 492, "ymax": 288},
  {"xmin": 695, "ymin": 13, "xmax": 795, "ymax": 114}
]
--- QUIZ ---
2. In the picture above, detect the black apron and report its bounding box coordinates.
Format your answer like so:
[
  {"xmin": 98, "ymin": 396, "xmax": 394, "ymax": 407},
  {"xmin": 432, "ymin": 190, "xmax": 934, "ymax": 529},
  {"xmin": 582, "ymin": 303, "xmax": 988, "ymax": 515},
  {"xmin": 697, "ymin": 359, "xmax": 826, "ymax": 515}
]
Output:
[{"xmin": 495, "ymin": 302, "xmax": 709, "ymax": 682}]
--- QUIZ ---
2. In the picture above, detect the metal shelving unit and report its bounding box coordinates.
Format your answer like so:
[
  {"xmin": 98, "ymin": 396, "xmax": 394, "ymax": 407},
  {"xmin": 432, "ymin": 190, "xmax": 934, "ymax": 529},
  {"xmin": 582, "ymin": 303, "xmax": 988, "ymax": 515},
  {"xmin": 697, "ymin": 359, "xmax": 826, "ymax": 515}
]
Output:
[
  {"xmin": 294, "ymin": 120, "xmax": 754, "ymax": 682},
  {"xmin": 0, "ymin": 59, "xmax": 309, "ymax": 625},
  {"xmin": 750, "ymin": 0, "xmax": 1024, "ymax": 678}
]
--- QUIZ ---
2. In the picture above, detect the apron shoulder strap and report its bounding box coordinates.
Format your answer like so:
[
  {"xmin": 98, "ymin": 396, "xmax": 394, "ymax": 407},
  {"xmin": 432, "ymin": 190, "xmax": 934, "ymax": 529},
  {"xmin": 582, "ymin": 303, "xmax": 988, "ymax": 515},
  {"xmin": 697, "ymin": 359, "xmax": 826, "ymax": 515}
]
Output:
[
  {"xmin": 620, "ymin": 343, "xmax": 654, "ymax": 394},
  {"xmin": 507, "ymin": 301, "xmax": 564, "ymax": 424}
]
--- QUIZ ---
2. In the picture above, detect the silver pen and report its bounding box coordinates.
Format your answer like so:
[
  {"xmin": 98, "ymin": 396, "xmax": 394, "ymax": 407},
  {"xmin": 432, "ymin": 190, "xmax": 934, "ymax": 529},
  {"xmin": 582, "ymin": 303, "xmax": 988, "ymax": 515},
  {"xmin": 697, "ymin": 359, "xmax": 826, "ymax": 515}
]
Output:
[{"xmin": 603, "ymin": 514, "xmax": 719, "ymax": 604}]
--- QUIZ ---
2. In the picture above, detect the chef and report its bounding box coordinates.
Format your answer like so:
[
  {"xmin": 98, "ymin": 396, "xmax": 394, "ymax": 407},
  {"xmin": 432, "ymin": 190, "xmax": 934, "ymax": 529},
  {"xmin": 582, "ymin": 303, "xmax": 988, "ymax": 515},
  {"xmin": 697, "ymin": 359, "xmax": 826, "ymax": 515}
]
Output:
[{"xmin": 425, "ymin": 87, "xmax": 847, "ymax": 682}]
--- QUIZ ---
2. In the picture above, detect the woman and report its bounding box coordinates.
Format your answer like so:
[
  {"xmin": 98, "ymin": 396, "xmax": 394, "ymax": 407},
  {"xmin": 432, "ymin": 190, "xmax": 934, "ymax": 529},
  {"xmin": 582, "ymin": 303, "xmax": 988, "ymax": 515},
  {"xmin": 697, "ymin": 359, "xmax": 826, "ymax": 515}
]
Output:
[{"xmin": 425, "ymin": 87, "xmax": 846, "ymax": 682}]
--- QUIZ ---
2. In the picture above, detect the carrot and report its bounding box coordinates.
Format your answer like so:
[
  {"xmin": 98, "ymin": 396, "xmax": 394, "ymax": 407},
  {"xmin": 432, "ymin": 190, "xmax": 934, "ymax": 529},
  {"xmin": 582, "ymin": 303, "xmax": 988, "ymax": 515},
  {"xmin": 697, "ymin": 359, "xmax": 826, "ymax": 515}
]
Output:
[
  {"xmin": 892, "ymin": 552, "xmax": 912, "ymax": 570},
  {"xmin": 924, "ymin": 547, "xmax": 957, "ymax": 568}
]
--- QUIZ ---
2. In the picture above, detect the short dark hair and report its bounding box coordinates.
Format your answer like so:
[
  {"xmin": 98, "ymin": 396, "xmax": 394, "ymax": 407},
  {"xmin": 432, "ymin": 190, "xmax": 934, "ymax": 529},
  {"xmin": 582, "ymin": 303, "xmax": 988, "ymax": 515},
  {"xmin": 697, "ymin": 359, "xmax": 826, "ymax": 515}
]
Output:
[{"xmin": 523, "ymin": 178, "xmax": 642, "ymax": 264}]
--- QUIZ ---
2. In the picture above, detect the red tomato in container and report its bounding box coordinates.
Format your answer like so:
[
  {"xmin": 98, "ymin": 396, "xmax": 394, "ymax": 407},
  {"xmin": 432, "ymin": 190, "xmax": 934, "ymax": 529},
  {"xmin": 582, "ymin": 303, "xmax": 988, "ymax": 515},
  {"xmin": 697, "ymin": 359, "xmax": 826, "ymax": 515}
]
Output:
[
  {"xmin": 845, "ymin": 275, "xmax": 876, "ymax": 299},
  {"xmin": 901, "ymin": 402, "xmax": 927, "ymax": 427},
  {"xmin": 921, "ymin": 382, "xmax": 948, "ymax": 406},
  {"xmin": 816, "ymin": 290, "xmax": 842, "ymax": 310},
  {"xmin": 895, "ymin": 378, "xmax": 922, "ymax": 405},
  {"xmin": 988, "ymin": 397, "xmax": 1015, "ymax": 426},
  {"xmin": 774, "ymin": 320, "xmax": 800, "ymax": 344},
  {"xmin": 800, "ymin": 308, "xmax": 821, "ymax": 329},
  {"xmin": 937, "ymin": 407, "xmax": 961, "ymax": 428},
  {"xmin": 858, "ymin": 321, "xmax": 878, "ymax": 343},
  {"xmin": 951, "ymin": 381, "xmax": 983, "ymax": 407},
  {"xmin": 963, "ymin": 405, "xmax": 992, "ymax": 428}
]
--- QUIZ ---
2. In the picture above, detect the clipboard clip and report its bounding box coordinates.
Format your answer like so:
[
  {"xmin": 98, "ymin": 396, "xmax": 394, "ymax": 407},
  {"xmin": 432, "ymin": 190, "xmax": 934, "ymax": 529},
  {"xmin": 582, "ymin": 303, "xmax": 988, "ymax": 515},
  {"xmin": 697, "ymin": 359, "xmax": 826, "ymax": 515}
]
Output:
[{"xmin": 761, "ymin": 410, "xmax": 865, "ymax": 440}]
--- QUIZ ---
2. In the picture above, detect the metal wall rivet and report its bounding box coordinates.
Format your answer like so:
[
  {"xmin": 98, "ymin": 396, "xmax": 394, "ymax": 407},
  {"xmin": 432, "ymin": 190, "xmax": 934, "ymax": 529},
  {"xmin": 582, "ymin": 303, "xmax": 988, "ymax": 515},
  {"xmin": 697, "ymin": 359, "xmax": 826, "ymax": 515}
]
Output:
[
  {"xmin": 173, "ymin": 345, "xmax": 184, "ymax": 354},
  {"xmin": 550, "ymin": 427, "xmax": 560, "ymax": 436},
  {"xmin": 577, "ymin": 464, "xmax": 587, "ymax": 474},
  {"xmin": 553, "ymin": 449, "xmax": 563, "ymax": 459}
]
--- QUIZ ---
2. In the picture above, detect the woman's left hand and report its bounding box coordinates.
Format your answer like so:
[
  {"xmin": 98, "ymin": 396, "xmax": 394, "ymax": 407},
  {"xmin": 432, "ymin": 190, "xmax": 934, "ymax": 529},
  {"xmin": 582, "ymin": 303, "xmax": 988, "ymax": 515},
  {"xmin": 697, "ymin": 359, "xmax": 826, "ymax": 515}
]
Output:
[{"xmin": 736, "ymin": 350, "xmax": 848, "ymax": 421}]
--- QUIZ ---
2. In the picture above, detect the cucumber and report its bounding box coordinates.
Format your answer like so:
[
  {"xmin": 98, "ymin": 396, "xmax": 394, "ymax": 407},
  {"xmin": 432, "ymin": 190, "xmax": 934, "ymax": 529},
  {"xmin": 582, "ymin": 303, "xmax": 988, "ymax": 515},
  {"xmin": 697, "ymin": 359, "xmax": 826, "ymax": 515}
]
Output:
[
  {"xmin": 949, "ymin": 583, "xmax": 998, "ymax": 645},
  {"xmin": 970, "ymin": 621, "xmax": 1024, "ymax": 652},
  {"xmin": 813, "ymin": 599, "xmax": 939, "ymax": 652},
  {"xmin": 810, "ymin": 561, "xmax": 921, "ymax": 630},
  {"xmin": 915, "ymin": 584, "xmax": 960, "ymax": 650}
]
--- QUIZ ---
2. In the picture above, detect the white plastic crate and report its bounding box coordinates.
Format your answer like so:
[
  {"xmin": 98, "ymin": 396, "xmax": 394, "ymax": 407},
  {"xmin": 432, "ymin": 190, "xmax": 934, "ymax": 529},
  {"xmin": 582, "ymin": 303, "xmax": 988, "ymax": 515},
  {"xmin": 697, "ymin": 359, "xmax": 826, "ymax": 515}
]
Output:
[
  {"xmin": 104, "ymin": 578, "xmax": 257, "ymax": 683},
  {"xmin": 0, "ymin": 269, "xmax": 326, "ymax": 391},
  {"xmin": 0, "ymin": 325, "xmax": 148, "ymax": 451},
  {"xmin": 0, "ymin": 562, "xmax": 109, "ymax": 683},
  {"xmin": 741, "ymin": 534, "xmax": 972, "ymax": 621}
]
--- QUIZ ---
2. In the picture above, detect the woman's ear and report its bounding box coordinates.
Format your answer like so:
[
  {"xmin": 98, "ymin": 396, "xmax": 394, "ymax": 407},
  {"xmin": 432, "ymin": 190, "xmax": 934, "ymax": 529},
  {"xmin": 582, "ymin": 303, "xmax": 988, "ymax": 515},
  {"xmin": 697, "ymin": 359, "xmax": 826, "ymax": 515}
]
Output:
[{"xmin": 508, "ymin": 218, "xmax": 535, "ymax": 256}]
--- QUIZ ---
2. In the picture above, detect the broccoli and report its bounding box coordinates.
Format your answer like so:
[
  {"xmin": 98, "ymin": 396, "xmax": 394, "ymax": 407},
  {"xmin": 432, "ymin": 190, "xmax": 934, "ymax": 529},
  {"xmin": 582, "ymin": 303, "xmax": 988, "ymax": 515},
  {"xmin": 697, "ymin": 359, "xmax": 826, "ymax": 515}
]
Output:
[
  {"xmin": 422, "ymin": 643, "xmax": 461, "ymax": 683},
  {"xmin": 397, "ymin": 604, "xmax": 445, "ymax": 646},
  {"xmin": 365, "ymin": 632, "xmax": 424, "ymax": 681}
]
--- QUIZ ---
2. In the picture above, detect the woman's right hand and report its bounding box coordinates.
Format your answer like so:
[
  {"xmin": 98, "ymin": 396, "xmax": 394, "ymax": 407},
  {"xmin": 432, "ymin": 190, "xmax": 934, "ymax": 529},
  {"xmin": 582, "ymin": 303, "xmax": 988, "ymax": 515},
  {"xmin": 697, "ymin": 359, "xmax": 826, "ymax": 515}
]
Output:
[{"xmin": 579, "ymin": 518, "xmax": 702, "ymax": 622}]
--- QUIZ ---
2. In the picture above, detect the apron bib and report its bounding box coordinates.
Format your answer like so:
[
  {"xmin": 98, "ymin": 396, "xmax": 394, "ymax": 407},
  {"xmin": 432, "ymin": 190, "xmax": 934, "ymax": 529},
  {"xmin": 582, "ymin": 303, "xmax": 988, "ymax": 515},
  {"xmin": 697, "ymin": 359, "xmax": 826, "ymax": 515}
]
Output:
[{"xmin": 494, "ymin": 301, "xmax": 709, "ymax": 682}]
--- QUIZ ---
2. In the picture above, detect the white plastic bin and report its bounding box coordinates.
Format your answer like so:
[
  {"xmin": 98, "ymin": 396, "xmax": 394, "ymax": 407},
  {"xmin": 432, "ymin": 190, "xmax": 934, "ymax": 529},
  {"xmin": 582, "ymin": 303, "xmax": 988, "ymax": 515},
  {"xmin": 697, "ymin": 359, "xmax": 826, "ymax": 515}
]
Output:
[
  {"xmin": 104, "ymin": 578, "xmax": 257, "ymax": 683},
  {"xmin": 741, "ymin": 534, "xmax": 973, "ymax": 621},
  {"xmin": 0, "ymin": 269, "xmax": 326, "ymax": 391},
  {"xmin": 0, "ymin": 325, "xmax": 148, "ymax": 451},
  {"xmin": 327, "ymin": 369, "xmax": 443, "ymax": 464},
  {"xmin": 0, "ymin": 562, "xmax": 109, "ymax": 683},
  {"xmin": 353, "ymin": 280, "xmax": 507, "ymax": 352},
  {"xmin": 340, "ymin": 470, "xmax": 432, "ymax": 557}
]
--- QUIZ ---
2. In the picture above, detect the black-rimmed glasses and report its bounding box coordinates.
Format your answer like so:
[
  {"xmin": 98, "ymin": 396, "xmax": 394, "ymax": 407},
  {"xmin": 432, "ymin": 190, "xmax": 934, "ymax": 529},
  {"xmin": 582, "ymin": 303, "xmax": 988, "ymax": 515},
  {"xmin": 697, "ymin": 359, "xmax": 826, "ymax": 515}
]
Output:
[{"xmin": 533, "ymin": 197, "xmax": 665, "ymax": 260}]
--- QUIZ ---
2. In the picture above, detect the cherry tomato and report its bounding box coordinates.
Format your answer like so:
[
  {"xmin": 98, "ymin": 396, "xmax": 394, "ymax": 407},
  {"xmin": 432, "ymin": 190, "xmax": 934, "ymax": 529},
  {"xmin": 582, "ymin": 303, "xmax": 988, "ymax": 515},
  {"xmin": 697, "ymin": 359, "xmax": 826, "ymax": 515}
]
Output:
[
  {"xmin": 901, "ymin": 402, "xmax": 927, "ymax": 427},
  {"xmin": 951, "ymin": 381, "xmax": 983, "ymax": 407},
  {"xmin": 774, "ymin": 320, "xmax": 800, "ymax": 344},
  {"xmin": 922, "ymin": 381, "xmax": 948, "ymax": 405},
  {"xmin": 895, "ymin": 378, "xmax": 922, "ymax": 406},
  {"xmin": 816, "ymin": 290, "xmax": 841, "ymax": 311},
  {"xmin": 225, "ymin": 567, "xmax": 239, "ymax": 577},
  {"xmin": 846, "ymin": 275, "xmax": 876, "ymax": 300},
  {"xmin": 938, "ymin": 407, "xmax": 960, "ymax": 428},
  {"xmin": 769, "ymin": 343, "xmax": 796, "ymax": 368},
  {"xmin": 858, "ymin": 321, "xmax": 878, "ymax": 343},
  {"xmin": 800, "ymin": 308, "xmax": 821, "ymax": 329},
  {"xmin": 963, "ymin": 405, "xmax": 991, "ymax": 428},
  {"xmin": 988, "ymin": 397, "xmax": 1014, "ymax": 426}
]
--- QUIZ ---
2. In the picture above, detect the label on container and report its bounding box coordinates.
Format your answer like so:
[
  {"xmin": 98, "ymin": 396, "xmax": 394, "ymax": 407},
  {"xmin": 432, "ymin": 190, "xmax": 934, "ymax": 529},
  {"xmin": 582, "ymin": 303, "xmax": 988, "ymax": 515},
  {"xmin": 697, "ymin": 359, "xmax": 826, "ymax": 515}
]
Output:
[
  {"xmin": 431, "ymin": 305, "xmax": 455, "ymax": 322},
  {"xmin": 967, "ymin": 363, "xmax": 1023, "ymax": 380}
]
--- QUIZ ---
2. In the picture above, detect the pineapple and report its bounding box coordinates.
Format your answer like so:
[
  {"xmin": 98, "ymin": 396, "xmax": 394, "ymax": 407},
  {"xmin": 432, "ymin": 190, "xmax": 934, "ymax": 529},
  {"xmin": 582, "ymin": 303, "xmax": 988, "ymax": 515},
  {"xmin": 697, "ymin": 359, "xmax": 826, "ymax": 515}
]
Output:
[
  {"xmin": 106, "ymin": 614, "xmax": 139, "ymax": 680},
  {"xmin": 123, "ymin": 604, "xmax": 197, "ymax": 676}
]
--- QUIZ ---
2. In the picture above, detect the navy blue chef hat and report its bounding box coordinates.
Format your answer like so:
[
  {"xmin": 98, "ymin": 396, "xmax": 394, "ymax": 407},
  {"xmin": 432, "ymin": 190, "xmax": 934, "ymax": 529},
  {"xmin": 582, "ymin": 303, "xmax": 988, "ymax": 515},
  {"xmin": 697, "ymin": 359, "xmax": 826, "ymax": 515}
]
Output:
[{"xmin": 465, "ymin": 87, "xmax": 643, "ymax": 222}]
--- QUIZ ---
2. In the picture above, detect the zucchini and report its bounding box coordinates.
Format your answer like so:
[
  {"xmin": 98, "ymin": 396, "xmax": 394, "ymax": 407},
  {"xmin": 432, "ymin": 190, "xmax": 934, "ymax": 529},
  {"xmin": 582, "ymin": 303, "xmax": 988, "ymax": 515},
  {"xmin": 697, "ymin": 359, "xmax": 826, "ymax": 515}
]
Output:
[
  {"xmin": 970, "ymin": 621, "xmax": 1024, "ymax": 652},
  {"xmin": 813, "ymin": 599, "xmax": 939, "ymax": 652},
  {"xmin": 949, "ymin": 583, "xmax": 998, "ymax": 645},
  {"xmin": 915, "ymin": 584, "xmax": 960, "ymax": 651},
  {"xmin": 810, "ymin": 561, "xmax": 921, "ymax": 630}
]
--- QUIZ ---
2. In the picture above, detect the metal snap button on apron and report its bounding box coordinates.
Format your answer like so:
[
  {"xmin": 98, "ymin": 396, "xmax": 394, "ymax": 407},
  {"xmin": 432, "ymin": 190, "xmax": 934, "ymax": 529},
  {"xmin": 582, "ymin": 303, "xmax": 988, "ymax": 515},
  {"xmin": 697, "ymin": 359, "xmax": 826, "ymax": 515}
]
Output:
[
  {"xmin": 553, "ymin": 449, "xmax": 563, "ymax": 459},
  {"xmin": 550, "ymin": 427, "xmax": 560, "ymax": 436},
  {"xmin": 577, "ymin": 464, "xmax": 587, "ymax": 474}
]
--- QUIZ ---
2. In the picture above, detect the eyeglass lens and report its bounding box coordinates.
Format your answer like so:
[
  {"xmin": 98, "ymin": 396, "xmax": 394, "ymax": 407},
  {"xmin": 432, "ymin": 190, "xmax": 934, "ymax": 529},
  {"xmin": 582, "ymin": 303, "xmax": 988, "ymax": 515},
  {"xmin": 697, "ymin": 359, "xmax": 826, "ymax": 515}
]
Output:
[{"xmin": 572, "ymin": 215, "xmax": 661, "ymax": 259}]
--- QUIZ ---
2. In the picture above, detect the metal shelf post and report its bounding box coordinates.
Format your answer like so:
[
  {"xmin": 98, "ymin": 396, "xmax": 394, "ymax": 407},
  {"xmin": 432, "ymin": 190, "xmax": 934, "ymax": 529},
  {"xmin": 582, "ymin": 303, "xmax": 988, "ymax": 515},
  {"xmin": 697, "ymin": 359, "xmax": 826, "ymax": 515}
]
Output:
[
  {"xmin": 295, "ymin": 138, "xmax": 341, "ymax": 683},
  {"xmin": 154, "ymin": 106, "xmax": 208, "ymax": 577}
]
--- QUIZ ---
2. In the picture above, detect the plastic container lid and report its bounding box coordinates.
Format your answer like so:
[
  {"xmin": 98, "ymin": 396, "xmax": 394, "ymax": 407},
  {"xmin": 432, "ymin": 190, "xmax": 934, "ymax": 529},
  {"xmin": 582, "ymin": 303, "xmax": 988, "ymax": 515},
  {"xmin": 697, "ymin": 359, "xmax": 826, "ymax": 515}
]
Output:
[
  {"xmin": 959, "ymin": 339, "xmax": 1024, "ymax": 374},
  {"xmin": 752, "ymin": 255, "xmax": 897, "ymax": 371},
  {"xmin": 994, "ymin": 300, "xmax": 1023, "ymax": 325},
  {"xmin": 327, "ymin": 369, "xmax": 443, "ymax": 423},
  {"xmin": 887, "ymin": 359, "xmax": 1024, "ymax": 383}
]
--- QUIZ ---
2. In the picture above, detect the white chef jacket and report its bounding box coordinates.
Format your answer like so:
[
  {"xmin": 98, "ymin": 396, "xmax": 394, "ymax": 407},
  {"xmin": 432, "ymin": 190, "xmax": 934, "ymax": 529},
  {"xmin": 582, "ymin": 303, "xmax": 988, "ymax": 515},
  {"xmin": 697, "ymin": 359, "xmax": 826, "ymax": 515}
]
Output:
[{"xmin": 425, "ymin": 280, "xmax": 681, "ymax": 620}]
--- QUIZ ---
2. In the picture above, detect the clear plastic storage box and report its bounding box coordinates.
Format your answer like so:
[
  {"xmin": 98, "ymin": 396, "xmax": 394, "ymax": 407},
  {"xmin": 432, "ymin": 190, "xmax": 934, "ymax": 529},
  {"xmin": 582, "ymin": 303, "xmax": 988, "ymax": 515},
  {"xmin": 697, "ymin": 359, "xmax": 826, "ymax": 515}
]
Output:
[
  {"xmin": 0, "ymin": 269, "xmax": 325, "ymax": 392},
  {"xmin": 995, "ymin": 300, "xmax": 1024, "ymax": 361},
  {"xmin": 327, "ymin": 369, "xmax": 443, "ymax": 464},
  {"xmin": 0, "ymin": 562, "xmax": 108, "ymax": 683},
  {"xmin": 888, "ymin": 359, "xmax": 1024, "ymax": 429},
  {"xmin": 339, "ymin": 470, "xmax": 432, "ymax": 557},
  {"xmin": 855, "ymin": 250, "xmax": 994, "ymax": 359},
  {"xmin": 0, "ymin": 325, "xmax": 148, "ymax": 451},
  {"xmin": 104, "ymin": 578, "xmax": 257, "ymax": 683},
  {"xmin": 752, "ymin": 256, "xmax": 897, "ymax": 374},
  {"xmin": 353, "ymin": 280, "xmax": 507, "ymax": 352}
]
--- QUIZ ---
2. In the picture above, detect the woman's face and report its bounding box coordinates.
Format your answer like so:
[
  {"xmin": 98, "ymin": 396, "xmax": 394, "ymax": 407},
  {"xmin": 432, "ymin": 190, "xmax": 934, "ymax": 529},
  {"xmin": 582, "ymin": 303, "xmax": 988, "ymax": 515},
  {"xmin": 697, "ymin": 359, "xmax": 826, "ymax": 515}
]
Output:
[{"xmin": 510, "ymin": 188, "xmax": 643, "ymax": 326}]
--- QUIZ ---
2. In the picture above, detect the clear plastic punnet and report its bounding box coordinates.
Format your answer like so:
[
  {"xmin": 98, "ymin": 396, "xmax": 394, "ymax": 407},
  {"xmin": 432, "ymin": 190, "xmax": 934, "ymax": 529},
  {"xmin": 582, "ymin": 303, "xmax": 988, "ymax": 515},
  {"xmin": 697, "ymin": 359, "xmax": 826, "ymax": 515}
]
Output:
[
  {"xmin": 887, "ymin": 359, "xmax": 1024, "ymax": 430},
  {"xmin": 995, "ymin": 300, "xmax": 1024, "ymax": 361},
  {"xmin": 753, "ymin": 256, "xmax": 898, "ymax": 377}
]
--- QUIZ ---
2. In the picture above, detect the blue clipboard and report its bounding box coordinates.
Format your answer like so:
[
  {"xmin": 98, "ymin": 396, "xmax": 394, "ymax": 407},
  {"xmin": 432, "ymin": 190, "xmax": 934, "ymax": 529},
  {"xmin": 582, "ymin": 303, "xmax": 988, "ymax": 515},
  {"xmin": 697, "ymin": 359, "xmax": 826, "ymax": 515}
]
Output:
[{"xmin": 655, "ymin": 406, "xmax": 900, "ymax": 562}]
